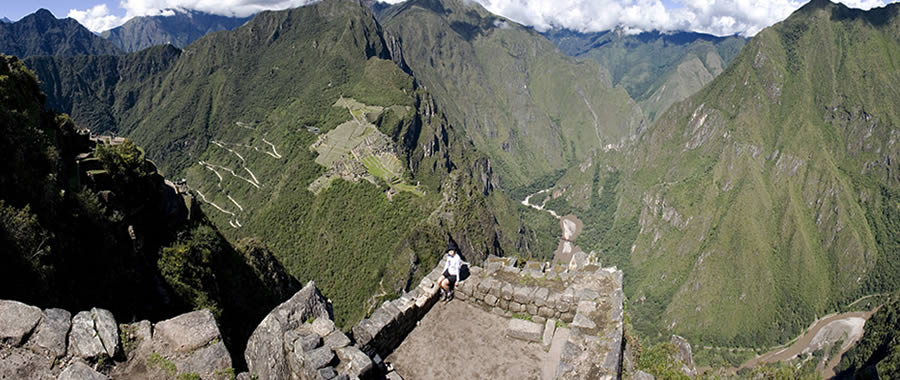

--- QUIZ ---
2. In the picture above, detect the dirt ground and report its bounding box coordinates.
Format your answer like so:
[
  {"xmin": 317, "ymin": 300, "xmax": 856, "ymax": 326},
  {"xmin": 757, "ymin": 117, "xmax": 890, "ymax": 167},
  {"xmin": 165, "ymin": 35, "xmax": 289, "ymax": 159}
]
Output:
[{"xmin": 387, "ymin": 300, "xmax": 548, "ymax": 380}]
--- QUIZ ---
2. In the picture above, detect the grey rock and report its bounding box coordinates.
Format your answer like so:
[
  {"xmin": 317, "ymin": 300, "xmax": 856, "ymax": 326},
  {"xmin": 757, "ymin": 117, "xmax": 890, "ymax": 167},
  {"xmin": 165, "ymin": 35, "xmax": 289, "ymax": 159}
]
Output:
[
  {"xmin": 670, "ymin": 335, "xmax": 697, "ymax": 378},
  {"xmin": 0, "ymin": 300, "xmax": 42, "ymax": 346},
  {"xmin": 0, "ymin": 346, "xmax": 53, "ymax": 380},
  {"xmin": 513, "ymin": 285, "xmax": 534, "ymax": 304},
  {"xmin": 568, "ymin": 251, "xmax": 588, "ymax": 271},
  {"xmin": 335, "ymin": 346, "xmax": 373, "ymax": 378},
  {"xmin": 533, "ymin": 287, "xmax": 550, "ymax": 307},
  {"xmin": 334, "ymin": 375, "xmax": 350, "ymax": 380},
  {"xmin": 296, "ymin": 333, "xmax": 322, "ymax": 352},
  {"xmin": 498, "ymin": 299, "xmax": 509, "ymax": 310},
  {"xmin": 542, "ymin": 319, "xmax": 556, "ymax": 349},
  {"xmin": 533, "ymin": 315, "xmax": 546, "ymax": 324},
  {"xmin": 311, "ymin": 318, "xmax": 336, "ymax": 337},
  {"xmin": 303, "ymin": 346, "xmax": 336, "ymax": 369},
  {"xmin": 491, "ymin": 307, "xmax": 506, "ymax": 316},
  {"xmin": 633, "ymin": 370, "xmax": 655, "ymax": 380},
  {"xmin": 318, "ymin": 366, "xmax": 337, "ymax": 379},
  {"xmin": 90, "ymin": 308, "xmax": 118, "ymax": 357},
  {"xmin": 571, "ymin": 313, "xmax": 596, "ymax": 330},
  {"xmin": 69, "ymin": 311, "xmax": 107, "ymax": 360},
  {"xmin": 500, "ymin": 283, "xmax": 514, "ymax": 300},
  {"xmin": 174, "ymin": 340, "xmax": 233, "ymax": 379},
  {"xmin": 538, "ymin": 306, "xmax": 555, "ymax": 318},
  {"xmin": 506, "ymin": 318, "xmax": 543, "ymax": 343},
  {"xmin": 154, "ymin": 309, "xmax": 218, "ymax": 353},
  {"xmin": 323, "ymin": 330, "xmax": 351, "ymax": 350},
  {"xmin": 236, "ymin": 373, "xmax": 253, "ymax": 380},
  {"xmin": 526, "ymin": 304, "xmax": 538, "ymax": 315},
  {"xmin": 509, "ymin": 302, "xmax": 524, "ymax": 313},
  {"xmin": 560, "ymin": 312, "xmax": 575, "ymax": 322},
  {"xmin": 483, "ymin": 294, "xmax": 499, "ymax": 307},
  {"xmin": 385, "ymin": 371, "xmax": 404, "ymax": 380},
  {"xmin": 28, "ymin": 308, "xmax": 71, "ymax": 358},
  {"xmin": 58, "ymin": 362, "xmax": 108, "ymax": 380},
  {"xmin": 245, "ymin": 281, "xmax": 332, "ymax": 380}
]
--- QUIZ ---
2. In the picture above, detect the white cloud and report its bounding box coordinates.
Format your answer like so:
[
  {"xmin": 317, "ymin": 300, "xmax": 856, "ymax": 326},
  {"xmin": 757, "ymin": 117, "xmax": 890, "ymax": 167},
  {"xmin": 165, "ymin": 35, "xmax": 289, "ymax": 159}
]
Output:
[
  {"xmin": 68, "ymin": 4, "xmax": 127, "ymax": 32},
  {"xmin": 456, "ymin": 0, "xmax": 893, "ymax": 36},
  {"xmin": 68, "ymin": 0, "xmax": 897, "ymax": 35}
]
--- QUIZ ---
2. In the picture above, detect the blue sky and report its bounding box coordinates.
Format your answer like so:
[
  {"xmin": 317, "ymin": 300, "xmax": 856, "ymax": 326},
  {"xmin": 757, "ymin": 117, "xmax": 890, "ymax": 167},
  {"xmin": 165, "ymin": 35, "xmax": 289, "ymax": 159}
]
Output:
[{"xmin": 2, "ymin": 0, "xmax": 897, "ymax": 36}]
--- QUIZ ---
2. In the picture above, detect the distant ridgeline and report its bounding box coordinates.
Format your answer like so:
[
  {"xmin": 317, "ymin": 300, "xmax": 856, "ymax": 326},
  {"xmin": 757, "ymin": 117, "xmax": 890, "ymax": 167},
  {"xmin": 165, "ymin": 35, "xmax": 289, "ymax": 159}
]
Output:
[{"xmin": 20, "ymin": 0, "xmax": 541, "ymax": 332}]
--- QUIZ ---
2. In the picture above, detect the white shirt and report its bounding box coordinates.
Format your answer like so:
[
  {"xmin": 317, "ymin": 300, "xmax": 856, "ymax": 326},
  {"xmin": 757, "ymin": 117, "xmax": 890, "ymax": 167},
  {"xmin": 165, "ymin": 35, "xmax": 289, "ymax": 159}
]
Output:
[{"xmin": 444, "ymin": 253, "xmax": 462, "ymax": 277}]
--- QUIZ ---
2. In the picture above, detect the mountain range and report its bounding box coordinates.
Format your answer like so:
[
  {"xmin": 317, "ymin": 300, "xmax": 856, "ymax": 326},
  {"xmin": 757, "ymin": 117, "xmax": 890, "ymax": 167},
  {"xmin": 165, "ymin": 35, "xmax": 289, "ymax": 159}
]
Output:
[
  {"xmin": 101, "ymin": 9, "xmax": 252, "ymax": 52},
  {"xmin": 3, "ymin": 0, "xmax": 900, "ymax": 376},
  {"xmin": 545, "ymin": 28, "xmax": 747, "ymax": 122},
  {"xmin": 542, "ymin": 0, "xmax": 900, "ymax": 349},
  {"xmin": 0, "ymin": 9, "xmax": 121, "ymax": 57}
]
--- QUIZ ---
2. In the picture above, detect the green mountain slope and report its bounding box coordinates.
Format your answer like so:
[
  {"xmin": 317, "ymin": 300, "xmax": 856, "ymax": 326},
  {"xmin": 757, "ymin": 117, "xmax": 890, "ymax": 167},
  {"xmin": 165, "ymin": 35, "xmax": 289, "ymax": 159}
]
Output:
[
  {"xmin": 0, "ymin": 9, "xmax": 122, "ymax": 57},
  {"xmin": 545, "ymin": 29, "xmax": 747, "ymax": 122},
  {"xmin": 25, "ymin": 0, "xmax": 533, "ymax": 328},
  {"xmin": 604, "ymin": 0, "xmax": 900, "ymax": 347},
  {"xmin": 0, "ymin": 54, "xmax": 298, "ymax": 365},
  {"xmin": 101, "ymin": 10, "xmax": 252, "ymax": 52},
  {"xmin": 378, "ymin": 0, "xmax": 645, "ymax": 188}
]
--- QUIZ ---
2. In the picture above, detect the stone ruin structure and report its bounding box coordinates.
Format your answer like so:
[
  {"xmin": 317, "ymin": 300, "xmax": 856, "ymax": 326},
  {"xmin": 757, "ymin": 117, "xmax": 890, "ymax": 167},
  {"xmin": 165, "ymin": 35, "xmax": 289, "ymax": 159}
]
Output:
[{"xmin": 0, "ymin": 252, "xmax": 624, "ymax": 380}]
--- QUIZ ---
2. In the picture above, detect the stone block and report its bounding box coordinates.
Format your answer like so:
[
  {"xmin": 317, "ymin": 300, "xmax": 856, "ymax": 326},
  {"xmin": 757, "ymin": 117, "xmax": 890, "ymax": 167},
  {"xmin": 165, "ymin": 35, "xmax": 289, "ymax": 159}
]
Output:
[
  {"xmin": 491, "ymin": 307, "xmax": 506, "ymax": 316},
  {"xmin": 561, "ymin": 287, "xmax": 576, "ymax": 305},
  {"xmin": 533, "ymin": 287, "xmax": 550, "ymax": 307},
  {"xmin": 311, "ymin": 318, "xmax": 336, "ymax": 337},
  {"xmin": 526, "ymin": 304, "xmax": 538, "ymax": 315},
  {"xmin": 58, "ymin": 362, "xmax": 108, "ymax": 380},
  {"xmin": 483, "ymin": 294, "xmax": 498, "ymax": 307},
  {"xmin": 318, "ymin": 366, "xmax": 338, "ymax": 380},
  {"xmin": 324, "ymin": 331, "xmax": 351, "ymax": 350},
  {"xmin": 28, "ymin": 308, "xmax": 71, "ymax": 358},
  {"xmin": 0, "ymin": 300, "xmax": 42, "ymax": 346},
  {"xmin": 499, "ymin": 299, "xmax": 509, "ymax": 310},
  {"xmin": 571, "ymin": 313, "xmax": 596, "ymax": 330},
  {"xmin": 455, "ymin": 291, "xmax": 468, "ymax": 301},
  {"xmin": 336, "ymin": 346, "xmax": 373, "ymax": 378},
  {"xmin": 542, "ymin": 319, "xmax": 556, "ymax": 349},
  {"xmin": 385, "ymin": 371, "xmax": 404, "ymax": 380},
  {"xmin": 568, "ymin": 251, "xmax": 588, "ymax": 271},
  {"xmin": 513, "ymin": 285, "xmax": 534, "ymax": 304},
  {"xmin": 469, "ymin": 266, "xmax": 483, "ymax": 277},
  {"xmin": 509, "ymin": 302, "xmax": 524, "ymax": 313},
  {"xmin": 69, "ymin": 311, "xmax": 106, "ymax": 360},
  {"xmin": 505, "ymin": 319, "xmax": 543, "ymax": 343},
  {"xmin": 538, "ymin": 306, "xmax": 555, "ymax": 318},
  {"xmin": 576, "ymin": 287, "xmax": 600, "ymax": 301},
  {"xmin": 155, "ymin": 309, "xmax": 216, "ymax": 354},
  {"xmin": 561, "ymin": 312, "xmax": 575, "ymax": 322},
  {"xmin": 500, "ymin": 283, "xmax": 514, "ymax": 300},
  {"xmin": 296, "ymin": 333, "xmax": 322, "ymax": 352},
  {"xmin": 303, "ymin": 346, "xmax": 336, "ymax": 370},
  {"xmin": 477, "ymin": 277, "xmax": 495, "ymax": 296},
  {"xmin": 91, "ymin": 308, "xmax": 119, "ymax": 357},
  {"xmin": 533, "ymin": 316, "xmax": 546, "ymax": 324}
]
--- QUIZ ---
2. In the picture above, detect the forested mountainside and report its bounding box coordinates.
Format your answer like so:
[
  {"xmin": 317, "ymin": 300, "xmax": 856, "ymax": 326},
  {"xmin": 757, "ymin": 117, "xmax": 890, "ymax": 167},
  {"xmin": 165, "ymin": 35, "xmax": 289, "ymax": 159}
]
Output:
[
  {"xmin": 0, "ymin": 54, "xmax": 299, "ymax": 364},
  {"xmin": 545, "ymin": 29, "xmax": 747, "ymax": 122},
  {"xmin": 0, "ymin": 9, "xmax": 121, "ymax": 57},
  {"xmin": 836, "ymin": 292, "xmax": 900, "ymax": 378},
  {"xmin": 101, "ymin": 10, "xmax": 252, "ymax": 52},
  {"xmin": 23, "ymin": 0, "xmax": 537, "ymax": 329},
  {"xmin": 606, "ymin": 0, "xmax": 900, "ymax": 347},
  {"xmin": 377, "ymin": 0, "xmax": 644, "ymax": 188}
]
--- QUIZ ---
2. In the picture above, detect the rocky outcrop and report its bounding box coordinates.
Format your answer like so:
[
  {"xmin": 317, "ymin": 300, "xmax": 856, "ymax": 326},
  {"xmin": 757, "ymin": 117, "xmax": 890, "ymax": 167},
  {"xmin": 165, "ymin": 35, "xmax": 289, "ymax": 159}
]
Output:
[
  {"xmin": 670, "ymin": 335, "xmax": 697, "ymax": 378},
  {"xmin": 244, "ymin": 280, "xmax": 375, "ymax": 380},
  {"xmin": 0, "ymin": 299, "xmax": 232, "ymax": 380}
]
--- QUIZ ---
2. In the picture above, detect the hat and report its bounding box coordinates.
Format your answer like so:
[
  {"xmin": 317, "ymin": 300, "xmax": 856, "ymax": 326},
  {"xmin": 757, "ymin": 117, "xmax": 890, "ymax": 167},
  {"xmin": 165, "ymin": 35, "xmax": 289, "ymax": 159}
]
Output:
[{"xmin": 447, "ymin": 240, "xmax": 459, "ymax": 253}]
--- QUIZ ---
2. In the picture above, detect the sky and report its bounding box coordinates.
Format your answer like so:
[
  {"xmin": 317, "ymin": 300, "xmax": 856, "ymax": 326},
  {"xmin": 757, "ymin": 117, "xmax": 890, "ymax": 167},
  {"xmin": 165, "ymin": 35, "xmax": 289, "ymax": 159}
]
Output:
[{"xmin": 1, "ymin": 0, "xmax": 896, "ymax": 36}]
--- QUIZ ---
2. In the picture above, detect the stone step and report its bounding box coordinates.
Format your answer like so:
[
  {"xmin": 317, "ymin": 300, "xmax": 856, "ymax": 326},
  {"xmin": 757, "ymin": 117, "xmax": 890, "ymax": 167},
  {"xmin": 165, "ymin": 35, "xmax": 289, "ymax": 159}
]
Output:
[{"xmin": 542, "ymin": 327, "xmax": 570, "ymax": 380}]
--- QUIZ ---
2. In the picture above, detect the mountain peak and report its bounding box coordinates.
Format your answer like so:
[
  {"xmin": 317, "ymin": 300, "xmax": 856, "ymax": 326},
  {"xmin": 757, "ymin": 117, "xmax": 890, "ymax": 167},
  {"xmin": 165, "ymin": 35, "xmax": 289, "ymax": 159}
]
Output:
[{"xmin": 33, "ymin": 8, "xmax": 56, "ymax": 19}]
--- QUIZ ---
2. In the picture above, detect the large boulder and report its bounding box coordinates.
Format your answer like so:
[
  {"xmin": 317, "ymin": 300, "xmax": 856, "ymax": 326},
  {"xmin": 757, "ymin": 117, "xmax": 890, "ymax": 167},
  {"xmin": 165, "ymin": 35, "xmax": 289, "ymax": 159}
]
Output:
[
  {"xmin": 91, "ymin": 308, "xmax": 119, "ymax": 357},
  {"xmin": 154, "ymin": 310, "xmax": 220, "ymax": 353},
  {"xmin": 28, "ymin": 308, "xmax": 71, "ymax": 358},
  {"xmin": 506, "ymin": 318, "xmax": 543, "ymax": 343},
  {"xmin": 68, "ymin": 311, "xmax": 108, "ymax": 360},
  {"xmin": 58, "ymin": 362, "xmax": 108, "ymax": 380},
  {"xmin": 0, "ymin": 300, "xmax": 42, "ymax": 346},
  {"xmin": 245, "ymin": 281, "xmax": 332, "ymax": 380}
]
